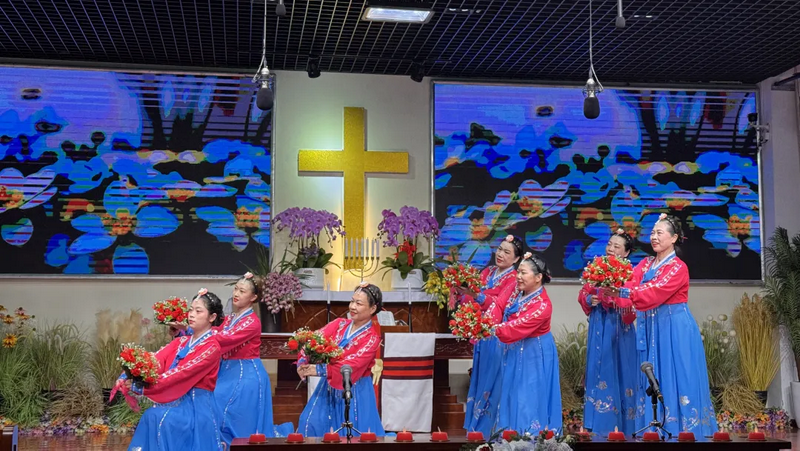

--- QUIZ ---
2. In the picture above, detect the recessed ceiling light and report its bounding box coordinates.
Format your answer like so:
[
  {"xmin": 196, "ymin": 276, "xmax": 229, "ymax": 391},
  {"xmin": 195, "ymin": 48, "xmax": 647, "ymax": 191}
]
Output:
[{"xmin": 362, "ymin": 1, "xmax": 434, "ymax": 24}]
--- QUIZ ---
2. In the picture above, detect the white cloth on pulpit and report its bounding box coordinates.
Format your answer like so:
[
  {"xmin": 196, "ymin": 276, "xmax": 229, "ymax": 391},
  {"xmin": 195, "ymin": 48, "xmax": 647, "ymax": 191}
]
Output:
[{"xmin": 380, "ymin": 333, "xmax": 436, "ymax": 432}]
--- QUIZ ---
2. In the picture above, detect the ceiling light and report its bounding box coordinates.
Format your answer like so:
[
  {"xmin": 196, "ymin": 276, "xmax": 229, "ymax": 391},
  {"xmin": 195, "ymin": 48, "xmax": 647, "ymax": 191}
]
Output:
[{"xmin": 362, "ymin": 1, "xmax": 433, "ymax": 23}]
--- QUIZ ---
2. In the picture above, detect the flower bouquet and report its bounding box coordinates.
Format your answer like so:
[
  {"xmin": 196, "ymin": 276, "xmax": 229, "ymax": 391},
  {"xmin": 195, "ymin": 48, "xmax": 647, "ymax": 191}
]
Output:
[
  {"xmin": 152, "ymin": 297, "xmax": 189, "ymax": 325},
  {"xmin": 262, "ymin": 272, "xmax": 304, "ymax": 315},
  {"xmin": 117, "ymin": 343, "xmax": 159, "ymax": 386},
  {"xmin": 273, "ymin": 207, "xmax": 345, "ymax": 273},
  {"xmin": 377, "ymin": 206, "xmax": 440, "ymax": 280},
  {"xmin": 286, "ymin": 327, "xmax": 343, "ymax": 364},
  {"xmin": 448, "ymin": 301, "xmax": 494, "ymax": 344},
  {"xmin": 426, "ymin": 263, "xmax": 482, "ymax": 310},
  {"xmin": 579, "ymin": 255, "xmax": 633, "ymax": 288}
]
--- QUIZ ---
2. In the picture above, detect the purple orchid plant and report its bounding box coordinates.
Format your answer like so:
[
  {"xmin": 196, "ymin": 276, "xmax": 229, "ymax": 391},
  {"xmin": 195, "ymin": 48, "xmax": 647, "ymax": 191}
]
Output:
[
  {"xmin": 272, "ymin": 207, "xmax": 345, "ymax": 271},
  {"xmin": 377, "ymin": 206, "xmax": 441, "ymax": 280}
]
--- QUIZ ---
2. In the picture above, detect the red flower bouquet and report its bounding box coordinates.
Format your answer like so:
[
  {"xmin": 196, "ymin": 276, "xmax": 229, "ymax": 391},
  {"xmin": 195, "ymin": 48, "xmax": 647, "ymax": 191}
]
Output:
[
  {"xmin": 286, "ymin": 328, "xmax": 343, "ymax": 364},
  {"xmin": 118, "ymin": 343, "xmax": 160, "ymax": 386},
  {"xmin": 580, "ymin": 255, "xmax": 634, "ymax": 288},
  {"xmin": 442, "ymin": 263, "xmax": 482, "ymax": 309},
  {"xmin": 153, "ymin": 296, "xmax": 189, "ymax": 325},
  {"xmin": 448, "ymin": 301, "xmax": 494, "ymax": 344}
]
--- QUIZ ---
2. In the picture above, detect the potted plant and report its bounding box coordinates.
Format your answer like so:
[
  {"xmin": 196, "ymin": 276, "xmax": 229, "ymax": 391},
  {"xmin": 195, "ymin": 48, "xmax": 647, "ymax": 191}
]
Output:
[
  {"xmin": 762, "ymin": 227, "xmax": 800, "ymax": 416},
  {"xmin": 273, "ymin": 207, "xmax": 345, "ymax": 289},
  {"xmin": 732, "ymin": 292, "xmax": 779, "ymax": 406},
  {"xmin": 377, "ymin": 206, "xmax": 440, "ymax": 290},
  {"xmin": 700, "ymin": 314, "xmax": 738, "ymax": 403}
]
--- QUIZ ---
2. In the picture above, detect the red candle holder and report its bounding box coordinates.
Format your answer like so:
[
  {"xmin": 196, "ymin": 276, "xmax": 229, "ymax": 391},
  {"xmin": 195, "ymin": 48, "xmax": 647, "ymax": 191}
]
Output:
[
  {"xmin": 713, "ymin": 431, "xmax": 731, "ymax": 442},
  {"xmin": 359, "ymin": 432, "xmax": 378, "ymax": 442},
  {"xmin": 678, "ymin": 431, "xmax": 695, "ymax": 442},
  {"xmin": 248, "ymin": 433, "xmax": 267, "ymax": 444},
  {"xmin": 576, "ymin": 430, "xmax": 592, "ymax": 442},
  {"xmin": 502, "ymin": 430, "xmax": 518, "ymax": 441},
  {"xmin": 607, "ymin": 430, "xmax": 625, "ymax": 442},
  {"xmin": 642, "ymin": 431, "xmax": 660, "ymax": 442},
  {"xmin": 431, "ymin": 431, "xmax": 449, "ymax": 442},
  {"xmin": 467, "ymin": 431, "xmax": 484, "ymax": 442},
  {"xmin": 396, "ymin": 431, "xmax": 414, "ymax": 442},
  {"xmin": 286, "ymin": 433, "xmax": 304, "ymax": 444},
  {"xmin": 322, "ymin": 432, "xmax": 341, "ymax": 443},
  {"xmin": 748, "ymin": 430, "xmax": 766, "ymax": 441}
]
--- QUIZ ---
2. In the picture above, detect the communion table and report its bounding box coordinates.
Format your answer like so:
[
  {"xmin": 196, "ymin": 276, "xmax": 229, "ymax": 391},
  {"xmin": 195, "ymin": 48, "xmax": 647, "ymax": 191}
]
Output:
[{"xmin": 258, "ymin": 289, "xmax": 473, "ymax": 433}]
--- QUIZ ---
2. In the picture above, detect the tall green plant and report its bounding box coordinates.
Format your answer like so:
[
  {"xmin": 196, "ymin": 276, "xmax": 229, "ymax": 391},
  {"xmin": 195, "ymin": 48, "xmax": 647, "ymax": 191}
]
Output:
[
  {"xmin": 27, "ymin": 323, "xmax": 89, "ymax": 391},
  {"xmin": 700, "ymin": 314, "xmax": 739, "ymax": 388},
  {"xmin": 555, "ymin": 323, "xmax": 588, "ymax": 395},
  {"xmin": 0, "ymin": 345, "xmax": 47, "ymax": 426},
  {"xmin": 762, "ymin": 227, "xmax": 800, "ymax": 380}
]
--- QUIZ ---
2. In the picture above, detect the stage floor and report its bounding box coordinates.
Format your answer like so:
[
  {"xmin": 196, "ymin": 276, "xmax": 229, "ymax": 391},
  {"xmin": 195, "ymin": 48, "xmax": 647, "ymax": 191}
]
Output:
[{"xmin": 13, "ymin": 431, "xmax": 800, "ymax": 450}]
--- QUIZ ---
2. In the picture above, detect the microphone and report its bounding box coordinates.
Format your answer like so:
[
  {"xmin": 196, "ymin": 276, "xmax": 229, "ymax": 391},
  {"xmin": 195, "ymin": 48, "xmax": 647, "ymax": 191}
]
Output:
[
  {"xmin": 640, "ymin": 361, "xmax": 662, "ymax": 400},
  {"xmin": 255, "ymin": 67, "xmax": 273, "ymax": 110},
  {"xmin": 615, "ymin": 0, "xmax": 625, "ymax": 28},
  {"xmin": 583, "ymin": 77, "xmax": 600, "ymax": 119},
  {"xmin": 341, "ymin": 364, "xmax": 353, "ymax": 400}
]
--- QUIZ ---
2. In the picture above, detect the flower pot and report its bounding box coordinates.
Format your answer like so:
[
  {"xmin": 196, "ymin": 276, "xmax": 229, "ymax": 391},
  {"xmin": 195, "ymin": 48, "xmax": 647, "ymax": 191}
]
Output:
[
  {"xmin": 294, "ymin": 268, "xmax": 325, "ymax": 289},
  {"xmin": 754, "ymin": 390, "xmax": 768, "ymax": 407},
  {"xmin": 260, "ymin": 308, "xmax": 282, "ymax": 333},
  {"xmin": 391, "ymin": 269, "xmax": 424, "ymax": 290}
]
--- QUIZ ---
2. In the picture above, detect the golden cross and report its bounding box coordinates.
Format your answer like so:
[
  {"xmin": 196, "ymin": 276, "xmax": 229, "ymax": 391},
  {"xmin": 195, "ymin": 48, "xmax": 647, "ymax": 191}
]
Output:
[{"xmin": 298, "ymin": 106, "xmax": 409, "ymax": 253}]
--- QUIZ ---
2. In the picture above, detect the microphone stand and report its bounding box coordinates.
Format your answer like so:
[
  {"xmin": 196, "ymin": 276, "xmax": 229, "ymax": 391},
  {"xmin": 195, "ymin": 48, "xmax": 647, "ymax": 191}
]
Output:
[
  {"xmin": 632, "ymin": 382, "xmax": 672, "ymax": 440},
  {"xmin": 334, "ymin": 389, "xmax": 361, "ymax": 442}
]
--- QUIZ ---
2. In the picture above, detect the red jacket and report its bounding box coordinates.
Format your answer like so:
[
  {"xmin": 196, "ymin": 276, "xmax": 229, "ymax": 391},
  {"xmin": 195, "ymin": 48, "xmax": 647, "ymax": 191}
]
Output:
[
  {"xmin": 143, "ymin": 334, "xmax": 221, "ymax": 404},
  {"xmin": 486, "ymin": 286, "xmax": 552, "ymax": 344},
  {"xmin": 614, "ymin": 256, "xmax": 689, "ymax": 311},
  {"xmin": 213, "ymin": 309, "xmax": 261, "ymax": 360}
]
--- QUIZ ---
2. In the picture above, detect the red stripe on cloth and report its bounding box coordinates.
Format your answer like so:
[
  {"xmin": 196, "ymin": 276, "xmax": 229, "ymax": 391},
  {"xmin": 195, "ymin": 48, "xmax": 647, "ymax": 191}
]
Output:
[
  {"xmin": 383, "ymin": 356, "xmax": 434, "ymax": 362},
  {"xmin": 383, "ymin": 369, "xmax": 434, "ymax": 378},
  {"xmin": 383, "ymin": 360, "xmax": 434, "ymax": 368},
  {"xmin": 382, "ymin": 375, "xmax": 434, "ymax": 380}
]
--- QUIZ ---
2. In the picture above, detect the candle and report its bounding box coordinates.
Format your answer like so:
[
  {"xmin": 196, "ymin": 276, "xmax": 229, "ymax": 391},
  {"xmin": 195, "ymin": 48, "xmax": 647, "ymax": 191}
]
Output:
[
  {"xmin": 344, "ymin": 238, "xmax": 349, "ymax": 258},
  {"xmin": 467, "ymin": 431, "xmax": 484, "ymax": 442},
  {"xmin": 364, "ymin": 238, "xmax": 369, "ymax": 258},
  {"xmin": 326, "ymin": 283, "xmax": 331, "ymax": 305},
  {"xmin": 748, "ymin": 426, "xmax": 765, "ymax": 441},
  {"xmin": 607, "ymin": 426, "xmax": 625, "ymax": 442},
  {"xmin": 373, "ymin": 239, "xmax": 378, "ymax": 259},
  {"xmin": 249, "ymin": 433, "xmax": 267, "ymax": 444},
  {"xmin": 642, "ymin": 431, "xmax": 660, "ymax": 442},
  {"xmin": 713, "ymin": 429, "xmax": 731, "ymax": 442},
  {"xmin": 286, "ymin": 433, "xmax": 304, "ymax": 443},
  {"xmin": 502, "ymin": 430, "xmax": 517, "ymax": 441},
  {"xmin": 396, "ymin": 429, "xmax": 413, "ymax": 442},
  {"xmin": 576, "ymin": 427, "xmax": 591, "ymax": 442},
  {"xmin": 323, "ymin": 428, "xmax": 340, "ymax": 443},
  {"xmin": 431, "ymin": 428, "xmax": 448, "ymax": 442},
  {"xmin": 678, "ymin": 431, "xmax": 695, "ymax": 442},
  {"xmin": 360, "ymin": 429, "xmax": 378, "ymax": 442}
]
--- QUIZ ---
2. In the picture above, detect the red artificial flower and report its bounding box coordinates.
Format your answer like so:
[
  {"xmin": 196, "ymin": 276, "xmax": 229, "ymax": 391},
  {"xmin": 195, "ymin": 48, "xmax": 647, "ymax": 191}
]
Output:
[{"xmin": 287, "ymin": 339, "xmax": 299, "ymax": 351}]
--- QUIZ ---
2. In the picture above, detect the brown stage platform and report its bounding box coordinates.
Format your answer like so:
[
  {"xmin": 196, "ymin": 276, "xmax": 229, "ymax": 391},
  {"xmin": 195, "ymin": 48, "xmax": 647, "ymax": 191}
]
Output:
[
  {"xmin": 231, "ymin": 434, "xmax": 793, "ymax": 451},
  {"xmin": 259, "ymin": 298, "xmax": 474, "ymax": 433},
  {"xmin": 0, "ymin": 426, "xmax": 17, "ymax": 451}
]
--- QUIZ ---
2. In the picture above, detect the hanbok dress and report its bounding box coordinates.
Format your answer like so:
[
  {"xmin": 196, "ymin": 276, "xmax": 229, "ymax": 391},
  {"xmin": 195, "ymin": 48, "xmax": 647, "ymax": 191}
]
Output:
[
  {"xmin": 579, "ymin": 284, "xmax": 638, "ymax": 435},
  {"xmin": 128, "ymin": 331, "xmax": 224, "ymax": 451},
  {"xmin": 213, "ymin": 308, "xmax": 293, "ymax": 444},
  {"xmin": 296, "ymin": 318, "xmax": 385, "ymax": 437},
  {"xmin": 615, "ymin": 252, "xmax": 717, "ymax": 436},
  {"xmin": 487, "ymin": 287, "xmax": 562, "ymax": 434},
  {"xmin": 464, "ymin": 266, "xmax": 517, "ymax": 436}
]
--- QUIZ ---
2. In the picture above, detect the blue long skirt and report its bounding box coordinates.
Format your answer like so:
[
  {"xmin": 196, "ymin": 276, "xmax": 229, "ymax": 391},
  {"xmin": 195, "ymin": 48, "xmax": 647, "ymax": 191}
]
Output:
[
  {"xmin": 128, "ymin": 388, "xmax": 223, "ymax": 451},
  {"xmin": 298, "ymin": 375, "xmax": 385, "ymax": 437},
  {"xmin": 496, "ymin": 332, "xmax": 562, "ymax": 434},
  {"xmin": 215, "ymin": 358, "xmax": 294, "ymax": 444},
  {"xmin": 464, "ymin": 336, "xmax": 502, "ymax": 436},
  {"xmin": 635, "ymin": 303, "xmax": 717, "ymax": 436},
  {"xmin": 583, "ymin": 307, "xmax": 639, "ymax": 435}
]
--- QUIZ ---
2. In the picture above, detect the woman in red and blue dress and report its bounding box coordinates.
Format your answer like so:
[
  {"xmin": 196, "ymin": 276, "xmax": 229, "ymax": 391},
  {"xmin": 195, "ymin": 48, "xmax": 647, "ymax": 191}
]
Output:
[
  {"xmin": 579, "ymin": 229, "xmax": 638, "ymax": 435},
  {"xmin": 459, "ymin": 235, "xmax": 522, "ymax": 436},
  {"xmin": 121, "ymin": 289, "xmax": 225, "ymax": 451},
  {"xmin": 487, "ymin": 253, "xmax": 561, "ymax": 434},
  {"xmin": 295, "ymin": 282, "xmax": 385, "ymax": 437},
  {"xmin": 604, "ymin": 214, "xmax": 717, "ymax": 436},
  {"xmin": 213, "ymin": 272, "xmax": 293, "ymax": 444}
]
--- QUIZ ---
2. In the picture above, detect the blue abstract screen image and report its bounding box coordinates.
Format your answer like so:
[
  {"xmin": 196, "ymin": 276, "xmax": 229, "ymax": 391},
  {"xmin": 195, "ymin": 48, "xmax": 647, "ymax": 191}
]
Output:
[
  {"xmin": 0, "ymin": 67, "xmax": 272, "ymax": 275},
  {"xmin": 433, "ymin": 83, "xmax": 760, "ymax": 280}
]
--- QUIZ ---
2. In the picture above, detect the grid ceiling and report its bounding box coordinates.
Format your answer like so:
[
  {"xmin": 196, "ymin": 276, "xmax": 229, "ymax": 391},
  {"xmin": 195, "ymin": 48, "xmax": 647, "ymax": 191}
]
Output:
[{"xmin": 0, "ymin": 0, "xmax": 799, "ymax": 84}]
